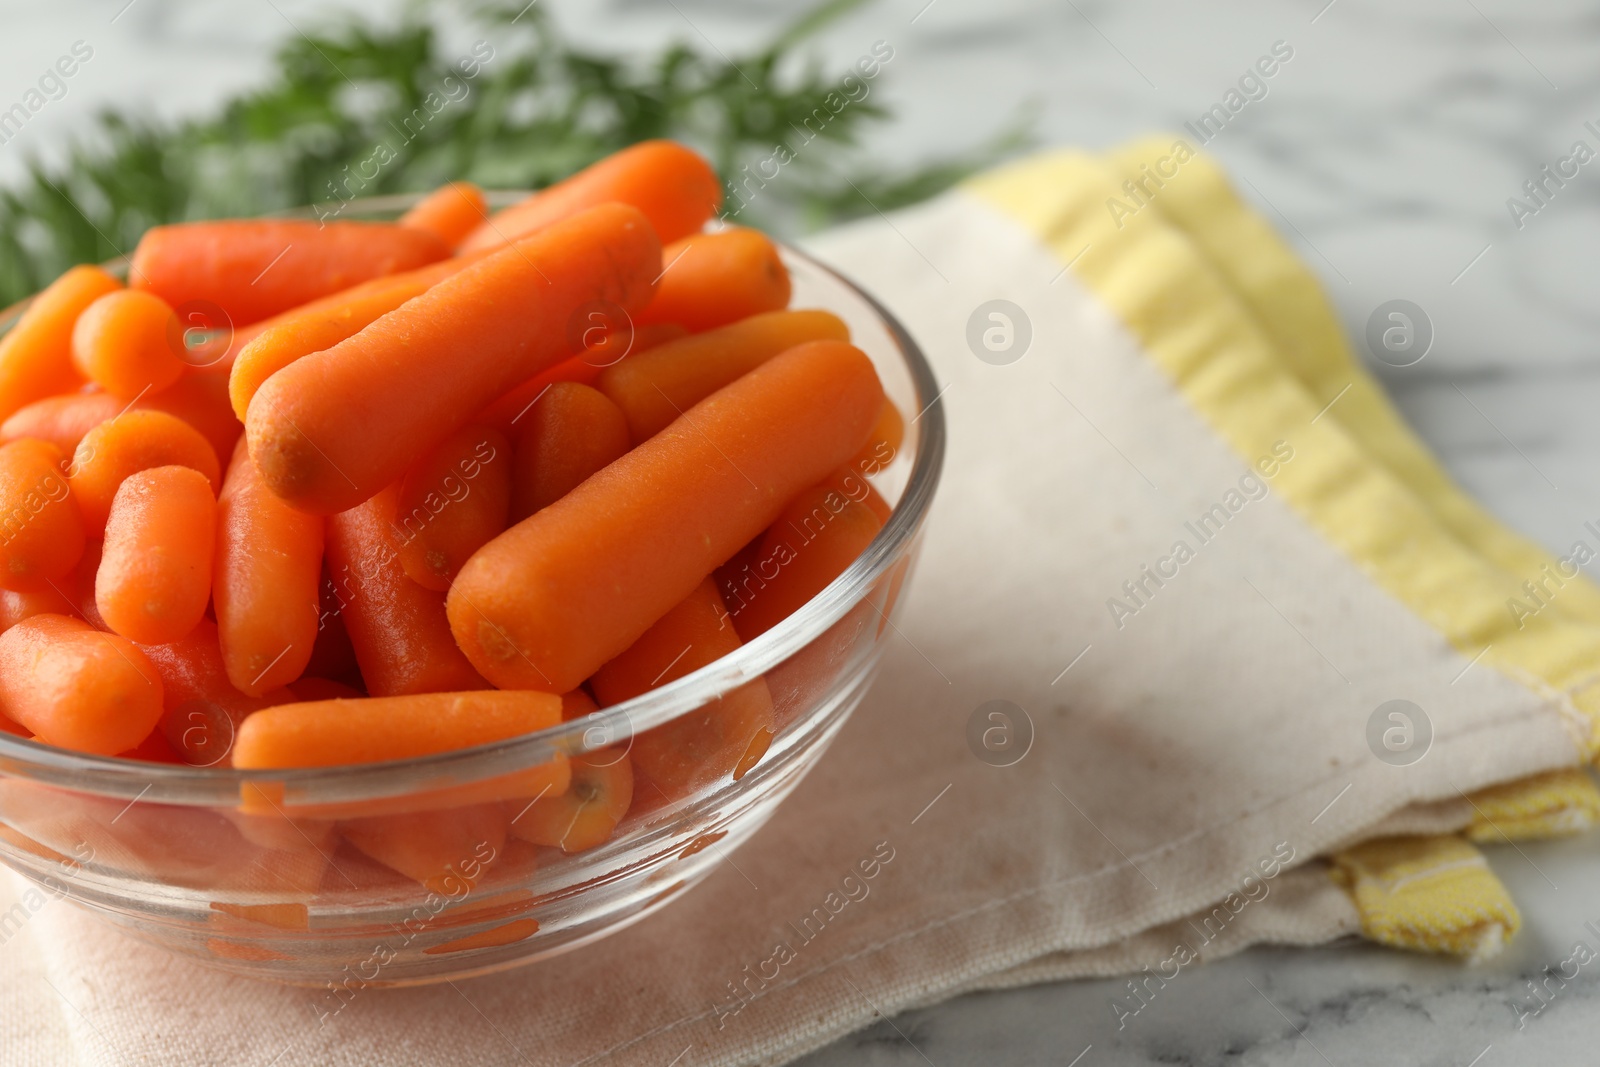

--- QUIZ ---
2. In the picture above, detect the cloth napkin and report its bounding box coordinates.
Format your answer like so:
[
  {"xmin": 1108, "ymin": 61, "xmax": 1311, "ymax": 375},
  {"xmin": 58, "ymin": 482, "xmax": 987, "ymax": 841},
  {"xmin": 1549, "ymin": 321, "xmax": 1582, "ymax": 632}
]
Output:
[{"xmin": 6, "ymin": 139, "xmax": 1600, "ymax": 1066}]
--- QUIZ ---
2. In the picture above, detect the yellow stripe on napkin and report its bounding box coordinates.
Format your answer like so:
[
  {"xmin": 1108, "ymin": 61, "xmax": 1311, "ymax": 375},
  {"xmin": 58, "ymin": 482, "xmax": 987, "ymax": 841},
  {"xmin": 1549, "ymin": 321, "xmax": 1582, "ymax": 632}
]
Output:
[
  {"xmin": 1100, "ymin": 137, "xmax": 1600, "ymax": 634},
  {"xmin": 1463, "ymin": 768, "xmax": 1600, "ymax": 842},
  {"xmin": 1330, "ymin": 836, "xmax": 1518, "ymax": 960},
  {"xmin": 966, "ymin": 145, "xmax": 1600, "ymax": 958},
  {"xmin": 966, "ymin": 149, "xmax": 1600, "ymax": 756}
]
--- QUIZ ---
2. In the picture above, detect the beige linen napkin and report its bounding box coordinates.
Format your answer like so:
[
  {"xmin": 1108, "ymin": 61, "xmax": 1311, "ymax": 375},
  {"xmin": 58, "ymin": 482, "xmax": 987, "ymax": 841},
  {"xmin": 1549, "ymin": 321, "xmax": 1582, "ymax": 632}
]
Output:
[{"xmin": 3, "ymin": 142, "xmax": 1598, "ymax": 1065}]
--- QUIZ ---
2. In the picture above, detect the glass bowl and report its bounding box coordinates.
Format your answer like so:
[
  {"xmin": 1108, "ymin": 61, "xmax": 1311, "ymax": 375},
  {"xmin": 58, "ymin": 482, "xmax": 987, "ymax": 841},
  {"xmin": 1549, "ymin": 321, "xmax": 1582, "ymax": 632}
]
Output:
[{"xmin": 0, "ymin": 194, "xmax": 946, "ymax": 988}]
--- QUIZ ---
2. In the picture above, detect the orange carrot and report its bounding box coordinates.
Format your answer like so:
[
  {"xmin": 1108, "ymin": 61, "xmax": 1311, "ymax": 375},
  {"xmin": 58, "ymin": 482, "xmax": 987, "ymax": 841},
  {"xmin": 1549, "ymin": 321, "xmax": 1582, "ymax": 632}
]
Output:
[
  {"xmin": 0, "ymin": 439, "xmax": 85, "ymax": 592},
  {"xmin": 400, "ymin": 181, "xmax": 488, "ymax": 248},
  {"xmin": 227, "ymin": 254, "xmax": 474, "ymax": 421},
  {"xmin": 477, "ymin": 322, "xmax": 688, "ymax": 434},
  {"xmin": 0, "ymin": 613, "xmax": 163, "ymax": 754},
  {"xmin": 233, "ymin": 690, "xmax": 563, "ymax": 768},
  {"xmin": 560, "ymin": 687, "xmax": 598, "ymax": 722},
  {"xmin": 447, "ymin": 339, "xmax": 884, "ymax": 692},
  {"xmin": 140, "ymin": 618, "xmax": 287, "ymax": 767},
  {"xmin": 165, "ymin": 295, "xmax": 240, "ymax": 371},
  {"xmin": 342, "ymin": 805, "xmax": 508, "ymax": 895},
  {"xmin": 129, "ymin": 219, "xmax": 450, "ymax": 326},
  {"xmin": 509, "ymin": 383, "xmax": 630, "ymax": 523},
  {"xmin": 0, "ymin": 585, "xmax": 78, "ymax": 631},
  {"xmin": 70, "ymin": 290, "xmax": 186, "ymax": 399},
  {"xmin": 392, "ymin": 423, "xmax": 511, "ymax": 591},
  {"xmin": 215, "ymin": 440, "xmax": 324, "ymax": 694},
  {"xmin": 509, "ymin": 751, "xmax": 633, "ymax": 852},
  {"xmin": 590, "ymin": 578, "xmax": 773, "ymax": 804},
  {"xmin": 0, "ymin": 266, "xmax": 120, "ymax": 422},
  {"xmin": 96, "ymin": 465, "xmax": 217, "ymax": 644},
  {"xmin": 141, "ymin": 369, "xmax": 243, "ymax": 463},
  {"xmin": 459, "ymin": 140, "xmax": 720, "ymax": 254},
  {"xmin": 2, "ymin": 392, "xmax": 122, "ymax": 454},
  {"xmin": 821, "ymin": 464, "xmax": 891, "ymax": 525},
  {"xmin": 69, "ymin": 409, "xmax": 221, "ymax": 533},
  {"xmin": 304, "ymin": 569, "xmax": 361, "ymax": 686},
  {"xmin": 247, "ymin": 204, "xmax": 661, "ymax": 514},
  {"xmin": 574, "ymin": 319, "xmax": 689, "ymax": 374},
  {"xmin": 720, "ymin": 481, "xmax": 884, "ymax": 641},
  {"xmin": 65, "ymin": 539, "xmax": 105, "ymax": 629},
  {"xmin": 850, "ymin": 399, "xmax": 903, "ymax": 475},
  {"xmin": 325, "ymin": 487, "xmax": 489, "ymax": 696},
  {"xmin": 120, "ymin": 728, "xmax": 184, "ymax": 764},
  {"xmin": 5, "ymin": 374, "xmax": 242, "ymax": 465},
  {"xmin": 639, "ymin": 228, "xmax": 791, "ymax": 333},
  {"xmin": 596, "ymin": 309, "xmax": 849, "ymax": 440}
]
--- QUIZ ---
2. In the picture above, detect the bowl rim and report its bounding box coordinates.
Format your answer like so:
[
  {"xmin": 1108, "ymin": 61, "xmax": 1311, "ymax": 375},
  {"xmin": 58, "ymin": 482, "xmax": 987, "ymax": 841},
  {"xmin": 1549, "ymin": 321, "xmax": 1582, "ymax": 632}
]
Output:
[{"xmin": 0, "ymin": 207, "xmax": 947, "ymax": 807}]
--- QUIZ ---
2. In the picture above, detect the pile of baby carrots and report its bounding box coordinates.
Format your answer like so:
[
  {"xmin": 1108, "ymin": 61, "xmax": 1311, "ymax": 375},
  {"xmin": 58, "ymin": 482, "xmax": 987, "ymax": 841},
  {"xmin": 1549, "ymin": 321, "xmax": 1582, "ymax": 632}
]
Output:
[{"xmin": 0, "ymin": 140, "xmax": 902, "ymax": 881}]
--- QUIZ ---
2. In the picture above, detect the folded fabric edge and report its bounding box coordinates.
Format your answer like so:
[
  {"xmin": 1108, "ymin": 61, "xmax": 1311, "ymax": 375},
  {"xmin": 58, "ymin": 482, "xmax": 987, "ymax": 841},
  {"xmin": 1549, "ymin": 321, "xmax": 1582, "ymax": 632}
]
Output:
[
  {"xmin": 963, "ymin": 146, "xmax": 1600, "ymax": 761},
  {"xmin": 1091, "ymin": 138, "xmax": 1600, "ymax": 942},
  {"xmin": 1463, "ymin": 767, "xmax": 1600, "ymax": 842},
  {"xmin": 962, "ymin": 146, "xmax": 1600, "ymax": 960},
  {"xmin": 1095, "ymin": 137, "xmax": 1600, "ymax": 764},
  {"xmin": 745, "ymin": 865, "xmax": 1358, "ymax": 1067},
  {"xmin": 959, "ymin": 861, "xmax": 1359, "ymax": 991},
  {"xmin": 1329, "ymin": 835, "xmax": 1519, "ymax": 961}
]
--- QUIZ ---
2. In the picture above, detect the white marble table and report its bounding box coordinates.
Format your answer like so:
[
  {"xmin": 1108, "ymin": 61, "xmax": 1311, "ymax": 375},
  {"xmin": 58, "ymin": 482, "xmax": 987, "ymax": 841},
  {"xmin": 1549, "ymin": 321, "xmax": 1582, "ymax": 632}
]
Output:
[{"xmin": 5, "ymin": 0, "xmax": 1598, "ymax": 1062}]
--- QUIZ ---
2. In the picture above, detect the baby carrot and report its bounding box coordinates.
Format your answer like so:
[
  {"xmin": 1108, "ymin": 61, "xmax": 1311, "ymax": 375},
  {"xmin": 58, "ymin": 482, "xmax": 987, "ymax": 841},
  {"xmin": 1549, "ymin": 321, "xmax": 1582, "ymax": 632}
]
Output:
[
  {"xmin": 234, "ymin": 690, "xmax": 564, "ymax": 768},
  {"xmin": 0, "ymin": 585, "xmax": 78, "ymax": 631},
  {"xmin": 65, "ymin": 539, "xmax": 105, "ymax": 629},
  {"xmin": 850, "ymin": 399, "xmax": 903, "ymax": 475},
  {"xmin": 574, "ymin": 320, "xmax": 689, "ymax": 374},
  {"xmin": 140, "ymin": 618, "xmax": 287, "ymax": 767},
  {"xmin": 129, "ymin": 219, "xmax": 450, "ymax": 326},
  {"xmin": 459, "ymin": 140, "xmax": 720, "ymax": 254},
  {"xmin": 325, "ymin": 487, "xmax": 489, "ymax": 696},
  {"xmin": 215, "ymin": 441, "xmax": 324, "ymax": 695},
  {"xmin": 3, "ymin": 374, "xmax": 243, "ymax": 464},
  {"xmin": 2, "ymin": 392, "xmax": 122, "ymax": 454},
  {"xmin": 0, "ymin": 266, "xmax": 120, "ymax": 422},
  {"xmin": 69, "ymin": 409, "xmax": 221, "ymax": 533},
  {"xmin": 227, "ymin": 254, "xmax": 473, "ymax": 421},
  {"xmin": 71, "ymin": 290, "xmax": 186, "ymax": 399},
  {"xmin": 720, "ymin": 481, "xmax": 884, "ymax": 641},
  {"xmin": 392, "ymin": 423, "xmax": 511, "ymax": 591},
  {"xmin": 400, "ymin": 181, "xmax": 488, "ymax": 248},
  {"xmin": 120, "ymin": 728, "xmax": 184, "ymax": 764},
  {"xmin": 560, "ymin": 687, "xmax": 598, "ymax": 721},
  {"xmin": 96, "ymin": 465, "xmax": 217, "ymax": 644},
  {"xmin": 0, "ymin": 439, "xmax": 85, "ymax": 592},
  {"xmin": 0, "ymin": 613, "xmax": 163, "ymax": 754},
  {"xmin": 820, "ymin": 464, "xmax": 892, "ymax": 525},
  {"xmin": 141, "ymin": 369, "xmax": 243, "ymax": 463},
  {"xmin": 509, "ymin": 383, "xmax": 630, "ymax": 523},
  {"xmin": 304, "ymin": 570, "xmax": 360, "ymax": 686},
  {"xmin": 590, "ymin": 578, "xmax": 774, "ymax": 804},
  {"xmin": 476, "ymin": 322, "xmax": 688, "ymax": 434},
  {"xmin": 342, "ymin": 805, "xmax": 508, "ymax": 895},
  {"xmin": 596, "ymin": 309, "xmax": 849, "ymax": 440},
  {"xmin": 247, "ymin": 203, "xmax": 661, "ymax": 515},
  {"xmin": 447, "ymin": 339, "xmax": 884, "ymax": 692},
  {"xmin": 509, "ymin": 751, "xmax": 633, "ymax": 853},
  {"xmin": 639, "ymin": 228, "xmax": 791, "ymax": 333}
]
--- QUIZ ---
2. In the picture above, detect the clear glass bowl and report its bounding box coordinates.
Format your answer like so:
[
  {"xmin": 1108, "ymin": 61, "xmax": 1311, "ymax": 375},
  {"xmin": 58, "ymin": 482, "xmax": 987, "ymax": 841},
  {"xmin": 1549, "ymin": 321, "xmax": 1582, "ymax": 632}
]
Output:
[{"xmin": 0, "ymin": 195, "xmax": 945, "ymax": 987}]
